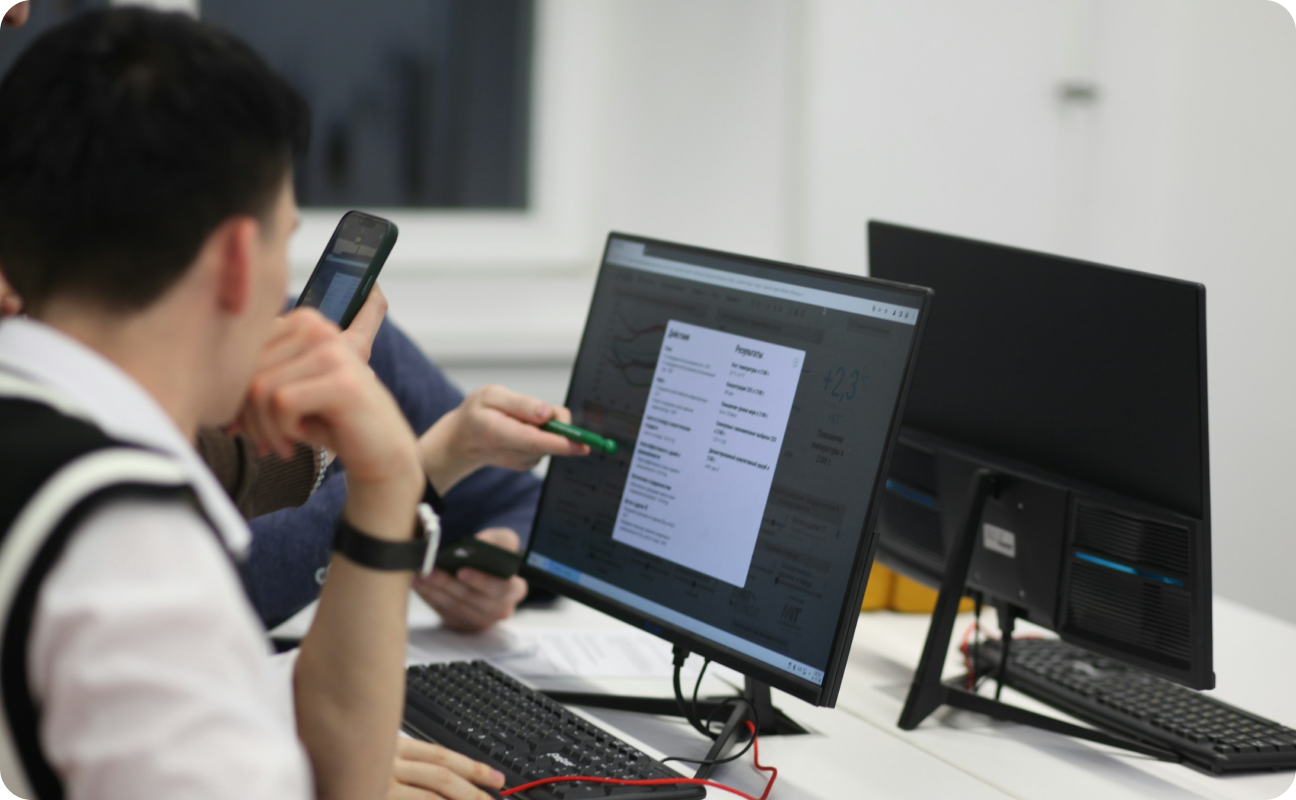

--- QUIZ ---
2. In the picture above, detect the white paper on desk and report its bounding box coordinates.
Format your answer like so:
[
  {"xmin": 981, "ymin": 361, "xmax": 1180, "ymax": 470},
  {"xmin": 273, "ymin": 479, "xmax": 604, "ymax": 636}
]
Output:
[
  {"xmin": 406, "ymin": 626, "xmax": 527, "ymax": 667},
  {"xmin": 405, "ymin": 624, "xmax": 741, "ymax": 681},
  {"xmin": 487, "ymin": 629, "xmax": 674, "ymax": 678}
]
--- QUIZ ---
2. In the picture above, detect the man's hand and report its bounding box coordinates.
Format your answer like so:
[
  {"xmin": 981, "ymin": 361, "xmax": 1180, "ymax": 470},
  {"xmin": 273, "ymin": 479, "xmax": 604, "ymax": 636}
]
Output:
[
  {"xmin": 235, "ymin": 307, "xmax": 423, "ymax": 526},
  {"xmin": 340, "ymin": 284, "xmax": 388, "ymax": 363},
  {"xmin": 260, "ymin": 308, "xmax": 425, "ymax": 800},
  {"xmin": 419, "ymin": 385, "xmax": 590, "ymax": 494},
  {"xmin": 415, "ymin": 528, "xmax": 528, "ymax": 633},
  {"xmin": 388, "ymin": 736, "xmax": 505, "ymax": 800}
]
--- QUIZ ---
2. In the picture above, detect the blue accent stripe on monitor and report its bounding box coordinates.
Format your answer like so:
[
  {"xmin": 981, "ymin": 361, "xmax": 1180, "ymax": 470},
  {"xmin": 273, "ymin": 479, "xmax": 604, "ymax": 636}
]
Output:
[
  {"xmin": 884, "ymin": 479, "xmax": 937, "ymax": 508},
  {"xmin": 1074, "ymin": 551, "xmax": 1185, "ymax": 587}
]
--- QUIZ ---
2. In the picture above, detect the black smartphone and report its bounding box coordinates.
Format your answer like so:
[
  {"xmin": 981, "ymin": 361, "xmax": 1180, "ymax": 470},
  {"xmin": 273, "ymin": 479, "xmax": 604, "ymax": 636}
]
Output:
[
  {"xmin": 295, "ymin": 210, "xmax": 398, "ymax": 329},
  {"xmin": 435, "ymin": 538, "xmax": 523, "ymax": 579}
]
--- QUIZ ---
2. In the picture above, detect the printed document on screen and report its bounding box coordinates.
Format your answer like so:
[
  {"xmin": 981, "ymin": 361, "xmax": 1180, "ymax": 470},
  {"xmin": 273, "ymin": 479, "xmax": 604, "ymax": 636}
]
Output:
[{"xmin": 612, "ymin": 320, "xmax": 804, "ymax": 586}]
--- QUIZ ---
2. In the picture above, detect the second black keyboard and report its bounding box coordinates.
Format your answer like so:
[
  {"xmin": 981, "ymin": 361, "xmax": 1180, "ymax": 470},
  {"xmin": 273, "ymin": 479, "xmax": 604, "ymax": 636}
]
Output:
[
  {"xmin": 972, "ymin": 637, "xmax": 1296, "ymax": 774},
  {"xmin": 403, "ymin": 660, "xmax": 705, "ymax": 800}
]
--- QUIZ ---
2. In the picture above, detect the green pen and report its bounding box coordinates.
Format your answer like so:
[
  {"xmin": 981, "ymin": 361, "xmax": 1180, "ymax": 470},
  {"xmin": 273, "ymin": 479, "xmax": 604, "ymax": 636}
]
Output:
[{"xmin": 541, "ymin": 419, "xmax": 618, "ymax": 455}]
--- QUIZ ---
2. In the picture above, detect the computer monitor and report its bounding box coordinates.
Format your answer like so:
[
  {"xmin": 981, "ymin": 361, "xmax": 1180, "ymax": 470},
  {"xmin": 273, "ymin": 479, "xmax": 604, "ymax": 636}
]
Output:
[
  {"xmin": 521, "ymin": 232, "xmax": 931, "ymax": 708},
  {"xmin": 868, "ymin": 221, "xmax": 1213, "ymax": 690}
]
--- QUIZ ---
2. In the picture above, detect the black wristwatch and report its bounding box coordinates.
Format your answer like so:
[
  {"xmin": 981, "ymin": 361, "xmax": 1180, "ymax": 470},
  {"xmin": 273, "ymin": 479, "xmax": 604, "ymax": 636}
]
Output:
[{"xmin": 332, "ymin": 502, "xmax": 441, "ymax": 576}]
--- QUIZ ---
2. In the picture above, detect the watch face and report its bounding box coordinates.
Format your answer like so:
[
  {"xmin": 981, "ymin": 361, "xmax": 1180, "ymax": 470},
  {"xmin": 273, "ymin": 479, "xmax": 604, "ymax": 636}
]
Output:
[{"xmin": 417, "ymin": 503, "xmax": 441, "ymax": 576}]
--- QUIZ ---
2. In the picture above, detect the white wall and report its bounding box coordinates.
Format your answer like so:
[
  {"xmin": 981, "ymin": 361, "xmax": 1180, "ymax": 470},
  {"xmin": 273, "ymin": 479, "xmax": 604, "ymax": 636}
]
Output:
[
  {"xmin": 588, "ymin": 0, "xmax": 799, "ymax": 260},
  {"xmin": 1087, "ymin": 0, "xmax": 1296, "ymax": 623},
  {"xmin": 396, "ymin": 0, "xmax": 1296, "ymax": 622}
]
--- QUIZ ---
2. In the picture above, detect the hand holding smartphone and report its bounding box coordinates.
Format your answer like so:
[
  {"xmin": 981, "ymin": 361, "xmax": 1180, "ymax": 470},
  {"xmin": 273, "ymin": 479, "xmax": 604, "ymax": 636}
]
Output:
[
  {"xmin": 296, "ymin": 210, "xmax": 398, "ymax": 329},
  {"xmin": 434, "ymin": 537, "xmax": 524, "ymax": 579}
]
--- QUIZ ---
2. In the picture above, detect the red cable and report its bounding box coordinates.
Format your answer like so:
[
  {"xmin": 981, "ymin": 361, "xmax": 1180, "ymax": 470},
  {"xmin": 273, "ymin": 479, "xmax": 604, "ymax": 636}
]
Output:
[
  {"xmin": 958, "ymin": 620, "xmax": 979, "ymax": 690},
  {"xmin": 958, "ymin": 624, "xmax": 1049, "ymax": 692},
  {"xmin": 501, "ymin": 775, "xmax": 760, "ymax": 800},
  {"xmin": 500, "ymin": 721, "xmax": 779, "ymax": 800},
  {"xmin": 746, "ymin": 720, "xmax": 777, "ymax": 800}
]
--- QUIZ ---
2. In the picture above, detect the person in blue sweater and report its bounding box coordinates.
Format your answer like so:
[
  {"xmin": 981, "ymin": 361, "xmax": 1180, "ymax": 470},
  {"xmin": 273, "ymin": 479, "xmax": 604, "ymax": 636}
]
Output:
[{"xmin": 240, "ymin": 305, "xmax": 562, "ymax": 631}]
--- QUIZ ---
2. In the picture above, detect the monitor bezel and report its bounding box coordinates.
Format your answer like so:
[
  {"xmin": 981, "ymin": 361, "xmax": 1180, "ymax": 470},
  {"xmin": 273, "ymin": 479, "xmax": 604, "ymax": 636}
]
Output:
[{"xmin": 520, "ymin": 231, "xmax": 933, "ymax": 707}]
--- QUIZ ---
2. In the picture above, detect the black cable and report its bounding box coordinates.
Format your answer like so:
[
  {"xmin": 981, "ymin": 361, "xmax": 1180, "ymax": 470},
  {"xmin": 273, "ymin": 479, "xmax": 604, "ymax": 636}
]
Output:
[
  {"xmin": 704, "ymin": 694, "xmax": 762, "ymax": 740},
  {"xmin": 994, "ymin": 604, "xmax": 1017, "ymax": 702},
  {"xmin": 672, "ymin": 646, "xmax": 714, "ymax": 739},
  {"xmin": 972, "ymin": 592, "xmax": 984, "ymax": 691},
  {"xmin": 663, "ymin": 649, "xmax": 764, "ymax": 768},
  {"xmin": 691, "ymin": 658, "xmax": 712, "ymax": 738},
  {"xmin": 662, "ymin": 697, "xmax": 760, "ymax": 767}
]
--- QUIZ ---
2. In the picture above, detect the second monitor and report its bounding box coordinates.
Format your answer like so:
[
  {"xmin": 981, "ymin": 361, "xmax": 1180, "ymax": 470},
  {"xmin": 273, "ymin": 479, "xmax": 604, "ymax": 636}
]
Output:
[{"xmin": 868, "ymin": 220, "xmax": 1213, "ymax": 690}]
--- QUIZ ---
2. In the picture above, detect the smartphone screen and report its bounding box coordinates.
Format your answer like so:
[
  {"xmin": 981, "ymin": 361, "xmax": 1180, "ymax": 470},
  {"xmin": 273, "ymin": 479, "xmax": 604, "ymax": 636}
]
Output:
[{"xmin": 297, "ymin": 212, "xmax": 392, "ymax": 326}]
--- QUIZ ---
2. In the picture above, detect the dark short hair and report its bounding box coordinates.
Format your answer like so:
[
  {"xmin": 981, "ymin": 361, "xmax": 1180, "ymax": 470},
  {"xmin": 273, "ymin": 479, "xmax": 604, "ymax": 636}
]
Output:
[{"xmin": 0, "ymin": 8, "xmax": 309, "ymax": 313}]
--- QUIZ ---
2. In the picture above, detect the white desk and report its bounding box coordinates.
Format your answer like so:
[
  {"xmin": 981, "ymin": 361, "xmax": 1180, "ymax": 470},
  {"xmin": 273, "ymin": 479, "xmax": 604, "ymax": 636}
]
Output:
[
  {"xmin": 278, "ymin": 594, "xmax": 1296, "ymax": 799},
  {"xmin": 430, "ymin": 599, "xmax": 1012, "ymax": 800},
  {"xmin": 837, "ymin": 597, "xmax": 1296, "ymax": 800}
]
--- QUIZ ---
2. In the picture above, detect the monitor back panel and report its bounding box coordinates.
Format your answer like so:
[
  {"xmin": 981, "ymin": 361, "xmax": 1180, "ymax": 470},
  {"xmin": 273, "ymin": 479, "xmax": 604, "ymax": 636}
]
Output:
[{"xmin": 868, "ymin": 221, "xmax": 1213, "ymax": 688}]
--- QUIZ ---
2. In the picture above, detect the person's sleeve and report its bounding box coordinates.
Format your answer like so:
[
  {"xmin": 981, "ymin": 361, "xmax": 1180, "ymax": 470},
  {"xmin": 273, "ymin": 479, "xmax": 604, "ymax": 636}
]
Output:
[
  {"xmin": 441, "ymin": 466, "xmax": 542, "ymax": 547},
  {"xmin": 240, "ymin": 316, "xmax": 547, "ymax": 629},
  {"xmin": 240, "ymin": 471, "xmax": 344, "ymax": 630},
  {"xmin": 195, "ymin": 426, "xmax": 318, "ymax": 519},
  {"xmin": 29, "ymin": 499, "xmax": 313, "ymax": 800},
  {"xmin": 366, "ymin": 318, "xmax": 543, "ymax": 544}
]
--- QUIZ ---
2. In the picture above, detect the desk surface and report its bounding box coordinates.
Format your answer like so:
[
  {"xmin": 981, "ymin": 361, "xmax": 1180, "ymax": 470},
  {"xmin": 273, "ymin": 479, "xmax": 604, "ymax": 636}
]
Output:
[
  {"xmin": 838, "ymin": 596, "xmax": 1296, "ymax": 800},
  {"xmin": 397, "ymin": 598, "xmax": 1011, "ymax": 800},
  {"xmin": 279, "ymin": 594, "xmax": 1296, "ymax": 799}
]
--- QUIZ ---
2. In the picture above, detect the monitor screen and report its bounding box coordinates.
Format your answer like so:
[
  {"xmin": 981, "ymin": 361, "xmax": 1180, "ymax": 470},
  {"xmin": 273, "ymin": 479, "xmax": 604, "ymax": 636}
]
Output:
[{"xmin": 523, "ymin": 233, "xmax": 930, "ymax": 704}]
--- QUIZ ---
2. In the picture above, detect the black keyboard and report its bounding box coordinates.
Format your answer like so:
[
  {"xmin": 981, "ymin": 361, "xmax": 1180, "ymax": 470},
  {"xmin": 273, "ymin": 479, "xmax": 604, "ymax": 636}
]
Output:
[
  {"xmin": 972, "ymin": 638, "xmax": 1296, "ymax": 774},
  {"xmin": 403, "ymin": 660, "xmax": 705, "ymax": 800}
]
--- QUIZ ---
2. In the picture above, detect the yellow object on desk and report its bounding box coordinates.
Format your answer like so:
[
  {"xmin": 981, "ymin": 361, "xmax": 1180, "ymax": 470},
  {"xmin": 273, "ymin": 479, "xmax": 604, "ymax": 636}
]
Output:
[
  {"xmin": 861, "ymin": 562, "xmax": 974, "ymax": 613},
  {"xmin": 860, "ymin": 561, "xmax": 894, "ymax": 610}
]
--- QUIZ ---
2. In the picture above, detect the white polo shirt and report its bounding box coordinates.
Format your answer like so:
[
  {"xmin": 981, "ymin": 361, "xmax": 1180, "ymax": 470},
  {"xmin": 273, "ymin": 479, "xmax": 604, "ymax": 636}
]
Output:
[{"xmin": 0, "ymin": 317, "xmax": 312, "ymax": 800}]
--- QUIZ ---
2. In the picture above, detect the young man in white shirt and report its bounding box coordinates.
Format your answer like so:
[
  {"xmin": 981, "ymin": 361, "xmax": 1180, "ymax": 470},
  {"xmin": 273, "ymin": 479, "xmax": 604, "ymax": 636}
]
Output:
[{"xmin": 0, "ymin": 7, "xmax": 554, "ymax": 799}]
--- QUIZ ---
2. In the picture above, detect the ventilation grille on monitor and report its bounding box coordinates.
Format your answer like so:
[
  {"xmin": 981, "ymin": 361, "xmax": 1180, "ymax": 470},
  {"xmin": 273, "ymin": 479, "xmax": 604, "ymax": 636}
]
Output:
[
  {"xmin": 1065, "ymin": 561, "xmax": 1192, "ymax": 663},
  {"xmin": 1073, "ymin": 504, "xmax": 1190, "ymax": 577},
  {"xmin": 1063, "ymin": 502, "xmax": 1194, "ymax": 666}
]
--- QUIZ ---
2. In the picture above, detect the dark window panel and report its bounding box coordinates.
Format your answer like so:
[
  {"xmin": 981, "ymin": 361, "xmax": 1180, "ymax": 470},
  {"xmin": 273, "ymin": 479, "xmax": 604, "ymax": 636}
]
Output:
[
  {"xmin": 202, "ymin": 0, "xmax": 533, "ymax": 209},
  {"xmin": 1, "ymin": 1, "xmax": 532, "ymax": 209}
]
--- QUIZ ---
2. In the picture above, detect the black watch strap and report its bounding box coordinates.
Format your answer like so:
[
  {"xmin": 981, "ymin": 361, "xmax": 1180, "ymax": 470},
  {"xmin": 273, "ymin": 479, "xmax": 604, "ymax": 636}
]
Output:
[{"xmin": 332, "ymin": 503, "xmax": 440, "ymax": 575}]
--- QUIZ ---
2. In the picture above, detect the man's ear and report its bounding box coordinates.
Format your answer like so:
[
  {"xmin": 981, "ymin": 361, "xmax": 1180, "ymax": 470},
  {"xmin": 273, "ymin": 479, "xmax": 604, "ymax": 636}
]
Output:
[{"xmin": 212, "ymin": 218, "xmax": 259, "ymax": 316}]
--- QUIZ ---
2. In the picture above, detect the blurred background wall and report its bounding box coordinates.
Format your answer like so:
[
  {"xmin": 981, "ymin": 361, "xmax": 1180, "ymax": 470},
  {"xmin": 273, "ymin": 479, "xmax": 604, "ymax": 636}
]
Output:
[
  {"xmin": 3, "ymin": 0, "xmax": 1293, "ymax": 622},
  {"xmin": 412, "ymin": 0, "xmax": 1296, "ymax": 626}
]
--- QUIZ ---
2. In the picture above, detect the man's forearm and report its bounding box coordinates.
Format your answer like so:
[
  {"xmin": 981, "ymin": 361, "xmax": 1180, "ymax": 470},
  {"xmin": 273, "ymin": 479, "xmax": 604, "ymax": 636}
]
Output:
[
  {"xmin": 294, "ymin": 557, "xmax": 410, "ymax": 800},
  {"xmin": 293, "ymin": 479, "xmax": 420, "ymax": 800}
]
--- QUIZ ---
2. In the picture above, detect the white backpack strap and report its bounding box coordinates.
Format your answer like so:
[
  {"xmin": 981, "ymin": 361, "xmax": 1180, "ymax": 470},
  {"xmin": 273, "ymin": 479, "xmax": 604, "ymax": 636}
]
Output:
[
  {"xmin": 0, "ymin": 372, "xmax": 93, "ymax": 425},
  {"xmin": 0, "ymin": 448, "xmax": 188, "ymax": 800}
]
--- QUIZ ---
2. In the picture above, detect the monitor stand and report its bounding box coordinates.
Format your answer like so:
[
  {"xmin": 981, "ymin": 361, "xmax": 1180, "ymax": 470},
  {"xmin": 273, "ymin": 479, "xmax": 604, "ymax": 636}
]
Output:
[
  {"xmin": 897, "ymin": 469, "xmax": 1178, "ymax": 762},
  {"xmin": 543, "ymin": 674, "xmax": 806, "ymax": 779}
]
